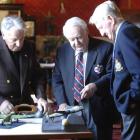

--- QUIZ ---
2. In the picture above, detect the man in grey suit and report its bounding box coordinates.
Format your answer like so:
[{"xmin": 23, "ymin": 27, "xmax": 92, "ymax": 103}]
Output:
[
  {"xmin": 52, "ymin": 17, "xmax": 120, "ymax": 140},
  {"xmin": 0, "ymin": 16, "xmax": 47, "ymax": 115}
]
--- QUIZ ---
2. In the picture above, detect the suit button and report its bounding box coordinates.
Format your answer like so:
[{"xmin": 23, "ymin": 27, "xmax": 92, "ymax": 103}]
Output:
[
  {"xmin": 28, "ymin": 81, "xmax": 31, "ymax": 84},
  {"xmin": 7, "ymin": 80, "xmax": 10, "ymax": 84},
  {"xmin": 130, "ymin": 103, "xmax": 136, "ymax": 109},
  {"xmin": 24, "ymin": 54, "xmax": 28, "ymax": 57}
]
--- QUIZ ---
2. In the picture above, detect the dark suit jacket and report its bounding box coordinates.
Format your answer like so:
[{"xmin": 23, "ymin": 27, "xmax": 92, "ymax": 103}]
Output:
[
  {"xmin": 52, "ymin": 37, "xmax": 119, "ymax": 126},
  {"xmin": 111, "ymin": 21, "xmax": 140, "ymax": 114},
  {"xmin": 0, "ymin": 37, "xmax": 46, "ymax": 105}
]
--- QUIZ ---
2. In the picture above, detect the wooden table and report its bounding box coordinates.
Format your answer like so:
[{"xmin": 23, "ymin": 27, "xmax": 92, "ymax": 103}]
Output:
[{"xmin": 0, "ymin": 118, "xmax": 93, "ymax": 140}]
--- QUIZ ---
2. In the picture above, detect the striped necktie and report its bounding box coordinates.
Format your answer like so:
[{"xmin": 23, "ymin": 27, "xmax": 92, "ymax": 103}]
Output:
[{"xmin": 73, "ymin": 52, "xmax": 84, "ymax": 102}]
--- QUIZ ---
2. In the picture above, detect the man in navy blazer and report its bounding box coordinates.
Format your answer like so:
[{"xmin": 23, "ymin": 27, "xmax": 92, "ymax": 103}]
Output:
[
  {"xmin": 89, "ymin": 1, "xmax": 140, "ymax": 140},
  {"xmin": 52, "ymin": 17, "xmax": 119, "ymax": 140},
  {"xmin": 0, "ymin": 16, "xmax": 47, "ymax": 115}
]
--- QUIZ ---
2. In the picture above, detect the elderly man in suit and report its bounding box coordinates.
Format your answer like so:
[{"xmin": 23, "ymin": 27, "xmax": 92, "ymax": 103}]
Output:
[
  {"xmin": 52, "ymin": 17, "xmax": 119, "ymax": 140},
  {"xmin": 0, "ymin": 15, "xmax": 47, "ymax": 115},
  {"xmin": 89, "ymin": 1, "xmax": 140, "ymax": 140}
]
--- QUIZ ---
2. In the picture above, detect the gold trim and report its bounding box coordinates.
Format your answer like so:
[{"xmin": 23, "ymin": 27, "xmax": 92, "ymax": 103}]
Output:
[{"xmin": 14, "ymin": 104, "xmax": 37, "ymax": 114}]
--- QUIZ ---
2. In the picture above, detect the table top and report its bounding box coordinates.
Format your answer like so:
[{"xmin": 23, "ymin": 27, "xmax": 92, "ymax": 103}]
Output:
[{"xmin": 0, "ymin": 118, "xmax": 93, "ymax": 140}]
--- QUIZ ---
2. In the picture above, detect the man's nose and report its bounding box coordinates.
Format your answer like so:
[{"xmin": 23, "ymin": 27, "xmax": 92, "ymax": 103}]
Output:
[
  {"xmin": 74, "ymin": 38, "xmax": 79, "ymax": 45},
  {"xmin": 15, "ymin": 40, "xmax": 20, "ymax": 47}
]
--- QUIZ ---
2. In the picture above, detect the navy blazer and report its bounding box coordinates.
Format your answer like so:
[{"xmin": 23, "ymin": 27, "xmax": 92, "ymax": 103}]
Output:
[
  {"xmin": 111, "ymin": 21, "xmax": 140, "ymax": 114},
  {"xmin": 0, "ymin": 37, "xmax": 46, "ymax": 105},
  {"xmin": 52, "ymin": 37, "xmax": 119, "ymax": 125}
]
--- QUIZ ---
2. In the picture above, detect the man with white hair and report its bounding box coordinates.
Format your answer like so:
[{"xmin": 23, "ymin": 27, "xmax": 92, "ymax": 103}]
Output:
[
  {"xmin": 0, "ymin": 15, "xmax": 48, "ymax": 115},
  {"xmin": 89, "ymin": 1, "xmax": 140, "ymax": 140},
  {"xmin": 52, "ymin": 16, "xmax": 120, "ymax": 140}
]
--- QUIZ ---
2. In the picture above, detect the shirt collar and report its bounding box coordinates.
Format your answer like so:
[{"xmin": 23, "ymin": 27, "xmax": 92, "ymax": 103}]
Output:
[{"xmin": 114, "ymin": 21, "xmax": 125, "ymax": 44}]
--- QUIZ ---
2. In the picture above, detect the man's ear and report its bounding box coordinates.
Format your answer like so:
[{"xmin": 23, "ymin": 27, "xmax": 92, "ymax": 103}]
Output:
[
  {"xmin": 1, "ymin": 33, "xmax": 4, "ymax": 38},
  {"xmin": 1, "ymin": 33, "xmax": 6, "ymax": 40},
  {"xmin": 108, "ymin": 15, "xmax": 115, "ymax": 25}
]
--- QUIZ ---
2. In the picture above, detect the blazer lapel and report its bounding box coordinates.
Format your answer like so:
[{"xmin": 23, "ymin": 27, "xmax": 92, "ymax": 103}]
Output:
[
  {"xmin": 85, "ymin": 39, "xmax": 98, "ymax": 81},
  {"xmin": 19, "ymin": 52, "xmax": 28, "ymax": 94},
  {"xmin": 66, "ymin": 46, "xmax": 75, "ymax": 83},
  {"xmin": 0, "ymin": 38, "xmax": 19, "ymax": 81},
  {"xmin": 64, "ymin": 45, "xmax": 75, "ymax": 100}
]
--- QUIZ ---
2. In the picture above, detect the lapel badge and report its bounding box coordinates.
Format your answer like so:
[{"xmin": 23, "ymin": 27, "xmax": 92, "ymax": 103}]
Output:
[
  {"xmin": 7, "ymin": 79, "xmax": 10, "ymax": 84},
  {"xmin": 115, "ymin": 59, "xmax": 123, "ymax": 72},
  {"xmin": 94, "ymin": 64, "xmax": 103, "ymax": 74}
]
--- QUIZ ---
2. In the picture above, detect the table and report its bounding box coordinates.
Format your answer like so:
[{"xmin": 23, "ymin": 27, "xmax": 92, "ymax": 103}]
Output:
[{"xmin": 0, "ymin": 118, "xmax": 93, "ymax": 140}]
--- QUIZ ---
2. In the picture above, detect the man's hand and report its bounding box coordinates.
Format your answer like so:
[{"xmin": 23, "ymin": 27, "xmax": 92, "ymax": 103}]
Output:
[
  {"xmin": 58, "ymin": 103, "xmax": 68, "ymax": 111},
  {"xmin": 37, "ymin": 98, "xmax": 48, "ymax": 113},
  {"xmin": 0, "ymin": 100, "xmax": 14, "ymax": 115},
  {"xmin": 81, "ymin": 83, "xmax": 97, "ymax": 100}
]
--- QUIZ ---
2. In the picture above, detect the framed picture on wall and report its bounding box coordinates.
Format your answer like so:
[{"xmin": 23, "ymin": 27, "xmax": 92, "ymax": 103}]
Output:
[
  {"xmin": 0, "ymin": 4, "xmax": 23, "ymax": 22},
  {"xmin": 25, "ymin": 21, "xmax": 35, "ymax": 37},
  {"xmin": 24, "ymin": 16, "xmax": 36, "ymax": 41}
]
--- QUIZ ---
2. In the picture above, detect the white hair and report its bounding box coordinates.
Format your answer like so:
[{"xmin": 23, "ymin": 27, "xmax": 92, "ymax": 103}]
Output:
[
  {"xmin": 63, "ymin": 17, "xmax": 88, "ymax": 37},
  {"xmin": 89, "ymin": 0, "xmax": 122, "ymax": 25},
  {"xmin": 1, "ymin": 15, "xmax": 25, "ymax": 34}
]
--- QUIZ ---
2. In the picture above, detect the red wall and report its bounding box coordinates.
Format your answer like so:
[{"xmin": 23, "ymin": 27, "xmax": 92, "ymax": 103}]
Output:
[{"xmin": 15, "ymin": 0, "xmax": 140, "ymax": 36}]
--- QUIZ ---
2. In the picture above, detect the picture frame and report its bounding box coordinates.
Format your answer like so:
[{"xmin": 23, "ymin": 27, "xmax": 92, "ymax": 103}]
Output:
[
  {"xmin": 0, "ymin": 4, "xmax": 23, "ymax": 22},
  {"xmin": 25, "ymin": 20, "xmax": 35, "ymax": 37},
  {"xmin": 24, "ymin": 16, "xmax": 36, "ymax": 41}
]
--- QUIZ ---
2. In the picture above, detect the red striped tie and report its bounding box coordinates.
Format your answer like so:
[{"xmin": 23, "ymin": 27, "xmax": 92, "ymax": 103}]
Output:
[{"xmin": 73, "ymin": 52, "xmax": 84, "ymax": 102}]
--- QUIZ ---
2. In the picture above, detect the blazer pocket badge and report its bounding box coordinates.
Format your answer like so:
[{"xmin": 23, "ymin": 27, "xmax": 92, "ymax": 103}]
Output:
[
  {"xmin": 115, "ymin": 59, "xmax": 123, "ymax": 72},
  {"xmin": 94, "ymin": 64, "xmax": 103, "ymax": 74}
]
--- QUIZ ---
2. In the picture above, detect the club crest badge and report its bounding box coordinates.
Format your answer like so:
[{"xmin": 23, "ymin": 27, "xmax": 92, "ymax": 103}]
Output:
[
  {"xmin": 94, "ymin": 64, "xmax": 103, "ymax": 74},
  {"xmin": 115, "ymin": 59, "xmax": 123, "ymax": 72}
]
